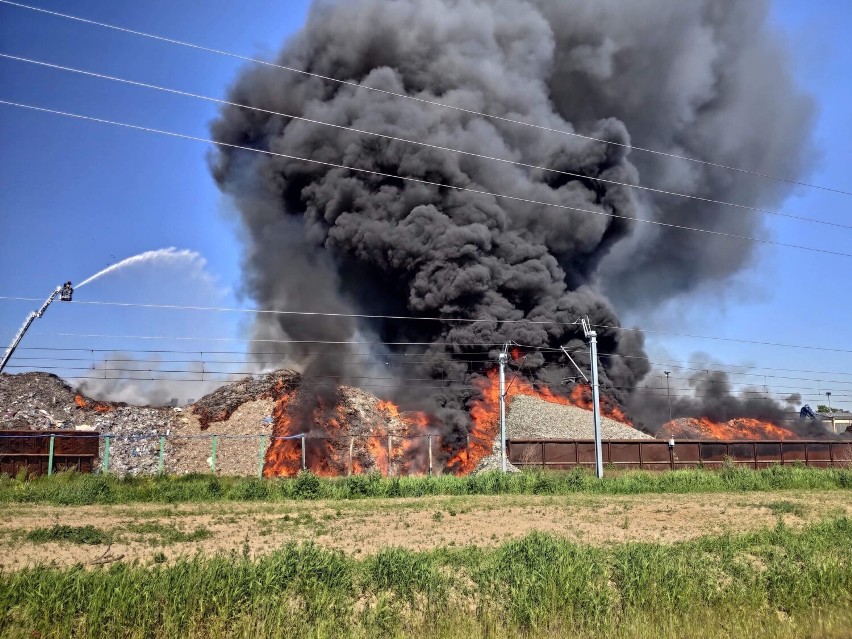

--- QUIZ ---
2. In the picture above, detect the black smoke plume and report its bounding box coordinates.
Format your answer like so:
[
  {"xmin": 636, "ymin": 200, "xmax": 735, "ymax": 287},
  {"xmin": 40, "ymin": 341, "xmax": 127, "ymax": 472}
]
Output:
[
  {"xmin": 627, "ymin": 368, "xmax": 837, "ymax": 438},
  {"xmin": 209, "ymin": 0, "xmax": 813, "ymax": 440}
]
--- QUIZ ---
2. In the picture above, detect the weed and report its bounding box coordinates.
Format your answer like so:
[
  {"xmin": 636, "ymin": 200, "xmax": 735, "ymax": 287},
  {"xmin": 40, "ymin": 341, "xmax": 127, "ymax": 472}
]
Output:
[
  {"xmin": 432, "ymin": 511, "xmax": 444, "ymax": 522},
  {"xmin": 25, "ymin": 524, "xmax": 111, "ymax": 545},
  {"xmin": 765, "ymin": 500, "xmax": 807, "ymax": 518},
  {"xmin": 126, "ymin": 522, "xmax": 212, "ymax": 545},
  {"xmin": 0, "ymin": 467, "xmax": 849, "ymax": 505}
]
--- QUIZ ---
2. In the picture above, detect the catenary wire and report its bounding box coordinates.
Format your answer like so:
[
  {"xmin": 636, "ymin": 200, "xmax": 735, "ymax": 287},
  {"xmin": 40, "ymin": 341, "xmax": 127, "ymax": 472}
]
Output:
[
  {"xmin": 11, "ymin": 352, "xmax": 852, "ymax": 389},
  {"xmin": 7, "ymin": 360, "xmax": 850, "ymax": 398},
  {"xmin": 4, "ymin": 293, "xmax": 852, "ymax": 354},
  {"xmin": 0, "ymin": 362, "xmax": 804, "ymax": 390},
  {"xmin": 12, "ymin": 368, "xmax": 850, "ymax": 400},
  {"xmin": 2, "ymin": 100, "xmax": 851, "ymax": 259},
  {"xmin": 3, "ymin": 52, "xmax": 849, "ymax": 231},
  {"xmin": 1, "ymin": 0, "xmax": 850, "ymax": 196},
  {"xmin": 15, "ymin": 345, "xmax": 852, "ymax": 380}
]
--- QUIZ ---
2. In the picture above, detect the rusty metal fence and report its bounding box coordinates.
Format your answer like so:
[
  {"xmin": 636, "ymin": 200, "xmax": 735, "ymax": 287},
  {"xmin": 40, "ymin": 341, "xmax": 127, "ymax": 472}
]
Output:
[
  {"xmin": 508, "ymin": 439, "xmax": 852, "ymax": 470},
  {"xmin": 3, "ymin": 432, "xmax": 852, "ymax": 476},
  {"xmin": 0, "ymin": 430, "xmax": 99, "ymax": 476}
]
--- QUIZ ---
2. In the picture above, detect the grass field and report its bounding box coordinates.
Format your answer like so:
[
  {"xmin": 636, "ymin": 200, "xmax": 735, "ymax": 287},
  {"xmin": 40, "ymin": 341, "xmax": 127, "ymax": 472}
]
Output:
[
  {"xmin": 1, "ymin": 468, "xmax": 850, "ymax": 637},
  {"xmin": 1, "ymin": 517, "xmax": 850, "ymax": 638},
  {"xmin": 1, "ymin": 465, "xmax": 850, "ymax": 505},
  {"xmin": 1, "ymin": 489, "xmax": 850, "ymax": 569}
]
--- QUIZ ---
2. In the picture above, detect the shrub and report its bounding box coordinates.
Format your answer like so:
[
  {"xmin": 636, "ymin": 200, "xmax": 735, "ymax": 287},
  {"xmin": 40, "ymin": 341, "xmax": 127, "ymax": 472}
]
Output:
[{"xmin": 292, "ymin": 471, "xmax": 322, "ymax": 500}]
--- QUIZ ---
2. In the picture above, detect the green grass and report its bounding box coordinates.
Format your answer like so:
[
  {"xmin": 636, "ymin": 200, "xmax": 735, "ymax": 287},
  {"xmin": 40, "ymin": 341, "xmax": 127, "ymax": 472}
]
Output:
[
  {"xmin": 125, "ymin": 522, "xmax": 213, "ymax": 545},
  {"xmin": 0, "ymin": 465, "xmax": 849, "ymax": 506},
  {"xmin": 24, "ymin": 524, "xmax": 112, "ymax": 546},
  {"xmin": 1, "ymin": 518, "xmax": 850, "ymax": 638},
  {"xmin": 764, "ymin": 499, "xmax": 808, "ymax": 518}
]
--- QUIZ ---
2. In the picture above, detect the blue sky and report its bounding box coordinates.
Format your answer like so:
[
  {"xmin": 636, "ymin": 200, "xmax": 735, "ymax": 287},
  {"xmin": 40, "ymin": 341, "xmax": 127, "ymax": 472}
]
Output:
[{"xmin": 0, "ymin": 0, "xmax": 850, "ymax": 408}]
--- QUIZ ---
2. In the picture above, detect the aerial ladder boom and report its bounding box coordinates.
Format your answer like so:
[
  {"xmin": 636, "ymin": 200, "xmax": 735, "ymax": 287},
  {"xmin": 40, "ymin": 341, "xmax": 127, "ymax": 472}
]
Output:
[{"xmin": 0, "ymin": 283, "xmax": 73, "ymax": 374}]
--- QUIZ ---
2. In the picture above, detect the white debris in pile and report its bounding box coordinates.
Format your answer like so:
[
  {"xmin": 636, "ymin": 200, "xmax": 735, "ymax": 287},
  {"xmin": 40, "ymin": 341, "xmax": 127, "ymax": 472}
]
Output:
[{"xmin": 507, "ymin": 395, "xmax": 653, "ymax": 440}]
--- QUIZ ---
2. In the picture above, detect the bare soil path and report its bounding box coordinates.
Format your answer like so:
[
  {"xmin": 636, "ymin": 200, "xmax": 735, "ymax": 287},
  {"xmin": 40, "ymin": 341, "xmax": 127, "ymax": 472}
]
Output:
[{"xmin": 0, "ymin": 490, "xmax": 848, "ymax": 569}]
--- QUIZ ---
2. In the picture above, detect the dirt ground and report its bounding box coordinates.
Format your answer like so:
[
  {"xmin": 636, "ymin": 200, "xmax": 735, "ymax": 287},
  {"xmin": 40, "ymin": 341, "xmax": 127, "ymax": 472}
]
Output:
[{"xmin": 0, "ymin": 490, "xmax": 849, "ymax": 569}]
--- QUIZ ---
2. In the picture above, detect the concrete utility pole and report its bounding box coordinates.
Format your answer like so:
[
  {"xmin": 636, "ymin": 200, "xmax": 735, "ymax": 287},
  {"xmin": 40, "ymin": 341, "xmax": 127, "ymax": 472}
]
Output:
[
  {"xmin": 579, "ymin": 318, "xmax": 604, "ymax": 479},
  {"xmin": 664, "ymin": 371, "xmax": 672, "ymax": 421},
  {"xmin": 498, "ymin": 345, "xmax": 508, "ymax": 473},
  {"xmin": 826, "ymin": 392, "xmax": 832, "ymax": 412}
]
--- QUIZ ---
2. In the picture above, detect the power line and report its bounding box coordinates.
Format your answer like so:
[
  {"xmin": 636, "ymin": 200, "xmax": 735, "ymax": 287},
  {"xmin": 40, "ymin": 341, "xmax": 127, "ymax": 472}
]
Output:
[
  {"xmin": 3, "ymin": 364, "xmax": 467, "ymax": 384},
  {"xmin": 594, "ymin": 351, "xmax": 852, "ymax": 379},
  {"xmin": 4, "ymin": 52, "xmax": 849, "ymax": 232},
  {"xmin": 11, "ymin": 367, "xmax": 850, "ymax": 400},
  {"xmin": 15, "ymin": 344, "xmax": 852, "ymax": 380},
  {"xmin": 0, "ymin": 330, "xmax": 503, "ymax": 348},
  {"xmin": 590, "ymin": 323, "xmax": 852, "ymax": 355},
  {"xmin": 1, "ymin": 0, "xmax": 849, "ymax": 197},
  {"xmin": 4, "ymin": 295, "xmax": 852, "ymax": 354},
  {"xmin": 12, "ymin": 351, "xmax": 852, "ymax": 389},
  {"xmin": 4, "ymin": 101, "xmax": 849, "ymax": 259}
]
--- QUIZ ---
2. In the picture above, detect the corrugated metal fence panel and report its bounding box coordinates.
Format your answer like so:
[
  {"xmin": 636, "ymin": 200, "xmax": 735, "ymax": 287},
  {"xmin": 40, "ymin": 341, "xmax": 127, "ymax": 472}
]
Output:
[
  {"xmin": 508, "ymin": 439, "xmax": 852, "ymax": 470},
  {"xmin": 0, "ymin": 431, "xmax": 99, "ymax": 477}
]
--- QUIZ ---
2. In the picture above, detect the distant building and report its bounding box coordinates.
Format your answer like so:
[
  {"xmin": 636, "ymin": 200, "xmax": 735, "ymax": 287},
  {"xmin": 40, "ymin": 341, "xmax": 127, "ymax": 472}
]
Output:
[{"xmin": 818, "ymin": 410, "xmax": 852, "ymax": 435}]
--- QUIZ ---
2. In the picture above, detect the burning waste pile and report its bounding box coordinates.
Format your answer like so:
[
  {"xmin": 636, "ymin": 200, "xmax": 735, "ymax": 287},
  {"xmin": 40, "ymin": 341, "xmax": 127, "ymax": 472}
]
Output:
[
  {"xmin": 191, "ymin": 368, "xmax": 643, "ymax": 476},
  {"xmin": 201, "ymin": 0, "xmax": 833, "ymax": 465},
  {"xmin": 4, "ymin": 1, "xmax": 842, "ymax": 474}
]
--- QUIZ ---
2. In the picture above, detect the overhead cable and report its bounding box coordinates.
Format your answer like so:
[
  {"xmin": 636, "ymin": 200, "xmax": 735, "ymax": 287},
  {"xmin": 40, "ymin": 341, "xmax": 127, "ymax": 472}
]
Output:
[
  {"xmin": 3, "ymin": 52, "xmax": 849, "ymax": 231},
  {"xmin": 3, "ymin": 294, "xmax": 852, "ymax": 353},
  {"xmin": 15, "ymin": 345, "xmax": 852, "ymax": 380},
  {"xmin": 2, "ymin": 99, "xmax": 850, "ymax": 259},
  {"xmin": 1, "ymin": 0, "xmax": 850, "ymax": 196}
]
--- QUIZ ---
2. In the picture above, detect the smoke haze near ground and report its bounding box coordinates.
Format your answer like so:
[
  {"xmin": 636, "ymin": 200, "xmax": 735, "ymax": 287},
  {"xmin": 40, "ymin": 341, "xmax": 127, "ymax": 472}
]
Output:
[{"xmin": 208, "ymin": 0, "xmax": 815, "ymax": 432}]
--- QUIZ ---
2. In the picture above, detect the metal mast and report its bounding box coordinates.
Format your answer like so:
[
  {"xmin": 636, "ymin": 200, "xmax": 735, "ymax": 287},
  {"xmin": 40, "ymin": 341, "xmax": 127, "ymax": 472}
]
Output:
[
  {"xmin": 579, "ymin": 317, "xmax": 604, "ymax": 479},
  {"xmin": 498, "ymin": 344, "xmax": 508, "ymax": 473},
  {"xmin": 0, "ymin": 283, "xmax": 73, "ymax": 374}
]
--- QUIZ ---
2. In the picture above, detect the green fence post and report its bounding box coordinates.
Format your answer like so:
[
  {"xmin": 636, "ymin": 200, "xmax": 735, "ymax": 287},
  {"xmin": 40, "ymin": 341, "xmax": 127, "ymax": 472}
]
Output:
[
  {"xmin": 211, "ymin": 435, "xmax": 218, "ymax": 474},
  {"xmin": 47, "ymin": 435, "xmax": 55, "ymax": 476},
  {"xmin": 102, "ymin": 436, "xmax": 111, "ymax": 473},
  {"xmin": 158, "ymin": 436, "xmax": 165, "ymax": 474},
  {"xmin": 258, "ymin": 435, "xmax": 266, "ymax": 478}
]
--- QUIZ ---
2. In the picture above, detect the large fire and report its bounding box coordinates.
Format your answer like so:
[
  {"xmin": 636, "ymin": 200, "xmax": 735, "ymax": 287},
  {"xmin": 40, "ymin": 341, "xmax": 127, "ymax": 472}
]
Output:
[
  {"xmin": 446, "ymin": 369, "xmax": 633, "ymax": 474},
  {"xmin": 262, "ymin": 388, "xmax": 433, "ymax": 477},
  {"xmin": 657, "ymin": 417, "xmax": 797, "ymax": 440},
  {"xmin": 262, "ymin": 368, "xmax": 632, "ymax": 477}
]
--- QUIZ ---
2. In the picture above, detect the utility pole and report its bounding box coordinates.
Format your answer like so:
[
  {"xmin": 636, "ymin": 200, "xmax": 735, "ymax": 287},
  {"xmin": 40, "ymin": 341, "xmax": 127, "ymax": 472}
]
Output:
[
  {"xmin": 579, "ymin": 318, "xmax": 604, "ymax": 479},
  {"xmin": 826, "ymin": 392, "xmax": 832, "ymax": 412},
  {"xmin": 664, "ymin": 371, "xmax": 672, "ymax": 421},
  {"xmin": 498, "ymin": 345, "xmax": 508, "ymax": 473}
]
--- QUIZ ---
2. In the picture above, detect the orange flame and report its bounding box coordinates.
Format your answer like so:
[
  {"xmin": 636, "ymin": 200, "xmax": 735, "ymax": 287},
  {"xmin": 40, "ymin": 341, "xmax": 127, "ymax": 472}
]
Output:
[
  {"xmin": 657, "ymin": 417, "xmax": 797, "ymax": 440},
  {"xmin": 446, "ymin": 369, "xmax": 634, "ymax": 474},
  {"xmin": 262, "ymin": 371, "xmax": 634, "ymax": 477},
  {"xmin": 262, "ymin": 389, "xmax": 301, "ymax": 477},
  {"xmin": 74, "ymin": 394, "xmax": 112, "ymax": 413}
]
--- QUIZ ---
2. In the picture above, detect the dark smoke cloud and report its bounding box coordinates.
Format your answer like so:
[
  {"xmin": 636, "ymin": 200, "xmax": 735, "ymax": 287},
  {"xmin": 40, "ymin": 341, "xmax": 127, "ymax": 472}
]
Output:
[
  {"xmin": 209, "ymin": 0, "xmax": 813, "ymax": 434},
  {"xmin": 627, "ymin": 367, "xmax": 835, "ymax": 438},
  {"xmin": 535, "ymin": 1, "xmax": 816, "ymax": 308}
]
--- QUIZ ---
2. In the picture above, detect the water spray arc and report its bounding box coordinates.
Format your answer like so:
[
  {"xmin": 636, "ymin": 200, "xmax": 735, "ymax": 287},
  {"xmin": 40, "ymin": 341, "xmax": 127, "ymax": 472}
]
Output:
[
  {"xmin": 75, "ymin": 248, "xmax": 206, "ymax": 288},
  {"xmin": 0, "ymin": 283, "xmax": 73, "ymax": 374}
]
